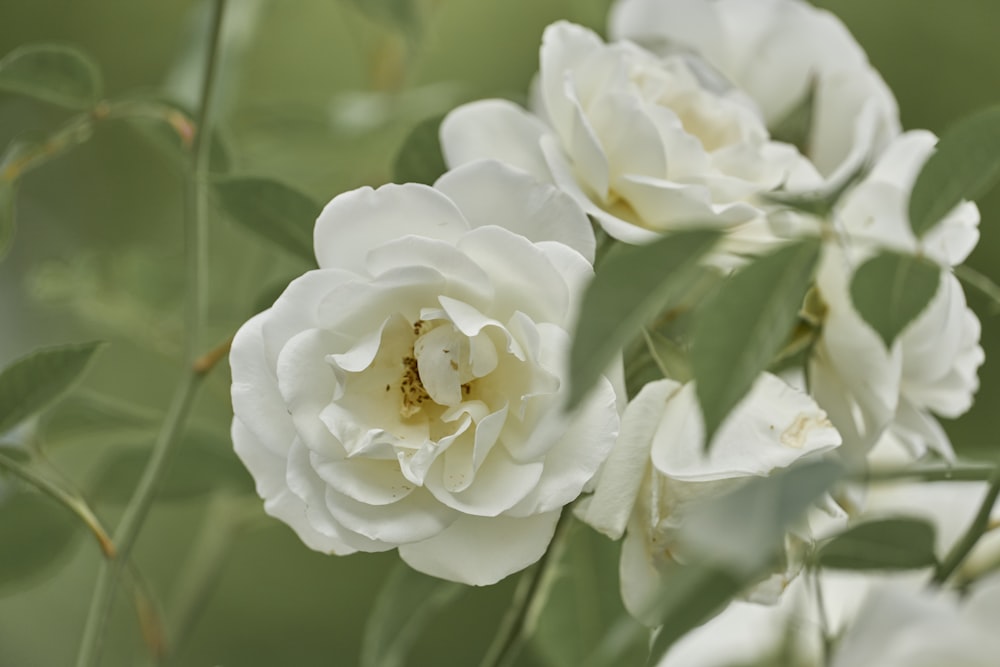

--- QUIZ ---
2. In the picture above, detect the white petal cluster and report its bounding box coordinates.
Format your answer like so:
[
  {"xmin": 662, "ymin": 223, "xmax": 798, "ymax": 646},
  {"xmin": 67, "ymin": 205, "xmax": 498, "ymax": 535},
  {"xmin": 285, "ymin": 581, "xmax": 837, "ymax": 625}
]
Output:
[
  {"xmin": 230, "ymin": 161, "xmax": 620, "ymax": 585},
  {"xmin": 443, "ymin": 21, "xmax": 814, "ymax": 244},
  {"xmin": 609, "ymin": 0, "xmax": 901, "ymax": 185}
]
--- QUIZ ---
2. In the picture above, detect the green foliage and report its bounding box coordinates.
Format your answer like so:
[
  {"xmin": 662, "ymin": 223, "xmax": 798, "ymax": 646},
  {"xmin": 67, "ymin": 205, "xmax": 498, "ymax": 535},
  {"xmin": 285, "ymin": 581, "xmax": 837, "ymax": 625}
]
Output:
[
  {"xmin": 89, "ymin": 432, "xmax": 253, "ymax": 505},
  {"xmin": 0, "ymin": 43, "xmax": 102, "ymax": 109},
  {"xmin": 568, "ymin": 229, "xmax": 722, "ymax": 410},
  {"xmin": 0, "ymin": 342, "xmax": 104, "ymax": 437},
  {"xmin": 0, "ymin": 491, "xmax": 81, "ymax": 594},
  {"xmin": 529, "ymin": 520, "xmax": 647, "ymax": 667},
  {"xmin": 691, "ymin": 239, "xmax": 820, "ymax": 448},
  {"xmin": 360, "ymin": 561, "xmax": 464, "ymax": 667},
  {"xmin": 849, "ymin": 250, "xmax": 941, "ymax": 349},
  {"xmin": 213, "ymin": 176, "xmax": 322, "ymax": 264},
  {"xmin": 393, "ymin": 115, "xmax": 447, "ymax": 186},
  {"xmin": 909, "ymin": 105, "xmax": 1000, "ymax": 236},
  {"xmin": 817, "ymin": 517, "xmax": 938, "ymax": 571}
]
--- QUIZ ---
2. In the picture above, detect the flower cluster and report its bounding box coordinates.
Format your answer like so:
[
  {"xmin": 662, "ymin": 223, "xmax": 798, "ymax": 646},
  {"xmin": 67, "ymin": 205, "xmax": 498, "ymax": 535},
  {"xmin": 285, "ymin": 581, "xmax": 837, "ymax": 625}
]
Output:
[{"xmin": 229, "ymin": 0, "xmax": 989, "ymax": 663}]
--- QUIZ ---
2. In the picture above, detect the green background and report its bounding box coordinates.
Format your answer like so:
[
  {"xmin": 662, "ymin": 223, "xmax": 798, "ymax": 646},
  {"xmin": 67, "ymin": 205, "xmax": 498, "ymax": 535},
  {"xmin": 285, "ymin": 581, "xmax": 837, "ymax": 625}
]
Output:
[{"xmin": 0, "ymin": 1, "xmax": 997, "ymax": 665}]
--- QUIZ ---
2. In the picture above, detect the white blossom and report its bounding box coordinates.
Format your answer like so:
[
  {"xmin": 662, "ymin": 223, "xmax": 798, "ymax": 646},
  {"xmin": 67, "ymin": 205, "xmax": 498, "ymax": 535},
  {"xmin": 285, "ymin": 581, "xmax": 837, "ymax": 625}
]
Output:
[
  {"xmin": 609, "ymin": 0, "xmax": 901, "ymax": 186},
  {"xmin": 578, "ymin": 373, "xmax": 840, "ymax": 624},
  {"xmin": 230, "ymin": 160, "xmax": 620, "ymax": 585},
  {"xmin": 441, "ymin": 21, "xmax": 814, "ymax": 245}
]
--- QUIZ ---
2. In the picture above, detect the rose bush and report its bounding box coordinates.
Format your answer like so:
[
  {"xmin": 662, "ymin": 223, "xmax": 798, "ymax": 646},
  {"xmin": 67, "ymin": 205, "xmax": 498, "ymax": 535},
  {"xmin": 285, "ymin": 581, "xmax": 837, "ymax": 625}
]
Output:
[
  {"xmin": 578, "ymin": 372, "xmax": 841, "ymax": 624},
  {"xmin": 441, "ymin": 21, "xmax": 815, "ymax": 245},
  {"xmin": 230, "ymin": 160, "xmax": 620, "ymax": 585}
]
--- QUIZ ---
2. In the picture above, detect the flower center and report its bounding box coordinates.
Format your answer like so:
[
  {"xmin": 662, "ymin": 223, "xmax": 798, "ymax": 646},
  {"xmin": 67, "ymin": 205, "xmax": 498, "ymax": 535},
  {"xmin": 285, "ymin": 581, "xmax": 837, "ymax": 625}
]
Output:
[{"xmin": 398, "ymin": 319, "xmax": 480, "ymax": 419}]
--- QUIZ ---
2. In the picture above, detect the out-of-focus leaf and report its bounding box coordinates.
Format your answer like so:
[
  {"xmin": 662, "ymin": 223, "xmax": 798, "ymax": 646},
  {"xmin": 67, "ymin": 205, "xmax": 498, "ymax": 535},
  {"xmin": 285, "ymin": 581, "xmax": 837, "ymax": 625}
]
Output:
[
  {"xmin": 909, "ymin": 105, "xmax": 1000, "ymax": 236},
  {"xmin": 568, "ymin": 229, "xmax": 722, "ymax": 410},
  {"xmin": 849, "ymin": 251, "xmax": 941, "ymax": 349},
  {"xmin": 817, "ymin": 517, "xmax": 937, "ymax": 571},
  {"xmin": 530, "ymin": 519, "xmax": 647, "ymax": 667},
  {"xmin": 393, "ymin": 114, "xmax": 447, "ymax": 185},
  {"xmin": 213, "ymin": 176, "xmax": 321, "ymax": 264},
  {"xmin": 691, "ymin": 239, "xmax": 820, "ymax": 448},
  {"xmin": 0, "ymin": 43, "xmax": 102, "ymax": 109},
  {"xmin": 360, "ymin": 561, "xmax": 464, "ymax": 667},
  {"xmin": 0, "ymin": 491, "xmax": 80, "ymax": 594},
  {"xmin": 677, "ymin": 459, "xmax": 843, "ymax": 575},
  {"xmin": 644, "ymin": 561, "xmax": 746, "ymax": 667},
  {"xmin": 90, "ymin": 431, "xmax": 253, "ymax": 505},
  {"xmin": 0, "ymin": 342, "xmax": 105, "ymax": 437},
  {"xmin": 0, "ymin": 180, "xmax": 14, "ymax": 261},
  {"xmin": 38, "ymin": 392, "xmax": 159, "ymax": 449},
  {"xmin": 647, "ymin": 460, "xmax": 842, "ymax": 665}
]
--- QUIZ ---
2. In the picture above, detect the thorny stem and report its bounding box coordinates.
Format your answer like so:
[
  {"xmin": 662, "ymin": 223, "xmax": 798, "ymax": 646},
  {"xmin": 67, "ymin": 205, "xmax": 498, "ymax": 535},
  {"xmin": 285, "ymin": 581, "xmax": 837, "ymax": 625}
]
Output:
[{"xmin": 74, "ymin": 2, "xmax": 228, "ymax": 665}]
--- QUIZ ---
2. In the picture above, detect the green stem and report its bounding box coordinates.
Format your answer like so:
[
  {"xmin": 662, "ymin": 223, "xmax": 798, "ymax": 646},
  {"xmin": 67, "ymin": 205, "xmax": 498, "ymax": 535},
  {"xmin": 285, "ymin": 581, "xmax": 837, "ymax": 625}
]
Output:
[
  {"xmin": 74, "ymin": 2, "xmax": 227, "ymax": 665},
  {"xmin": 931, "ymin": 471, "xmax": 1000, "ymax": 586},
  {"xmin": 478, "ymin": 510, "xmax": 573, "ymax": 667},
  {"xmin": 854, "ymin": 462, "xmax": 998, "ymax": 484},
  {"xmin": 0, "ymin": 451, "xmax": 115, "ymax": 558},
  {"xmin": 954, "ymin": 264, "xmax": 1000, "ymax": 313}
]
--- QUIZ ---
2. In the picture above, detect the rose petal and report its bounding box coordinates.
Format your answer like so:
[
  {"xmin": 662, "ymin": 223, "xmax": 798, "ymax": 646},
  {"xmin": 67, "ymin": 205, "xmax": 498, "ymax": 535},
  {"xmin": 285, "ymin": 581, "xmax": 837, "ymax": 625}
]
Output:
[
  {"xmin": 398, "ymin": 510, "xmax": 560, "ymax": 586},
  {"xmin": 440, "ymin": 100, "xmax": 552, "ymax": 181}
]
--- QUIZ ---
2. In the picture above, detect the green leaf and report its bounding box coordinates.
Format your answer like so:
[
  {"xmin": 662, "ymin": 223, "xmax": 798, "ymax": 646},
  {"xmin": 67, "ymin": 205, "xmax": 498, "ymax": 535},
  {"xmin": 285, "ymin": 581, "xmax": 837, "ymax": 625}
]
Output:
[
  {"xmin": 0, "ymin": 342, "xmax": 105, "ymax": 436},
  {"xmin": 677, "ymin": 460, "xmax": 843, "ymax": 575},
  {"xmin": 393, "ymin": 115, "xmax": 447, "ymax": 186},
  {"xmin": 691, "ymin": 239, "xmax": 820, "ymax": 447},
  {"xmin": 849, "ymin": 251, "xmax": 941, "ymax": 349},
  {"xmin": 90, "ymin": 431, "xmax": 253, "ymax": 505},
  {"xmin": 530, "ymin": 520, "xmax": 647, "ymax": 667},
  {"xmin": 213, "ymin": 176, "xmax": 321, "ymax": 264},
  {"xmin": 0, "ymin": 491, "xmax": 80, "ymax": 594},
  {"xmin": 360, "ymin": 560, "xmax": 464, "ymax": 667},
  {"xmin": 0, "ymin": 180, "xmax": 14, "ymax": 262},
  {"xmin": 645, "ymin": 561, "xmax": 746, "ymax": 667},
  {"xmin": 0, "ymin": 43, "xmax": 102, "ymax": 109},
  {"xmin": 817, "ymin": 517, "xmax": 937, "ymax": 571},
  {"xmin": 646, "ymin": 460, "xmax": 843, "ymax": 665},
  {"xmin": 909, "ymin": 105, "xmax": 1000, "ymax": 236},
  {"xmin": 568, "ymin": 229, "xmax": 722, "ymax": 410}
]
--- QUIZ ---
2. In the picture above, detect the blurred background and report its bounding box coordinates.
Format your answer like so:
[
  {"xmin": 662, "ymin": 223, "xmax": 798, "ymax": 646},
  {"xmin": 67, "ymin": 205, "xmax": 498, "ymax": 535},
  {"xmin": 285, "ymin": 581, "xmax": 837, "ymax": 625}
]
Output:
[{"xmin": 0, "ymin": 1, "xmax": 997, "ymax": 665}]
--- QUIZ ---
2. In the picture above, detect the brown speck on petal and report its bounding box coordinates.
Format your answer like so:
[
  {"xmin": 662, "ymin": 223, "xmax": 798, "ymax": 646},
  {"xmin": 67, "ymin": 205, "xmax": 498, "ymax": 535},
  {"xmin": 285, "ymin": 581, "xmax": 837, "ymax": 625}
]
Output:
[{"xmin": 780, "ymin": 414, "xmax": 833, "ymax": 449}]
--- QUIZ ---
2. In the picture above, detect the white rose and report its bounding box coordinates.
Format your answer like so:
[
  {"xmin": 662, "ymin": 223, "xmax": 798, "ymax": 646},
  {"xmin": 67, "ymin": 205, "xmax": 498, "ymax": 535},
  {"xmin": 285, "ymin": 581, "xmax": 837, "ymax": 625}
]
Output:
[
  {"xmin": 229, "ymin": 160, "xmax": 620, "ymax": 585},
  {"xmin": 577, "ymin": 372, "xmax": 840, "ymax": 624},
  {"xmin": 809, "ymin": 132, "xmax": 983, "ymax": 460},
  {"xmin": 441, "ymin": 21, "xmax": 813, "ymax": 245},
  {"xmin": 609, "ymin": 0, "xmax": 901, "ymax": 186}
]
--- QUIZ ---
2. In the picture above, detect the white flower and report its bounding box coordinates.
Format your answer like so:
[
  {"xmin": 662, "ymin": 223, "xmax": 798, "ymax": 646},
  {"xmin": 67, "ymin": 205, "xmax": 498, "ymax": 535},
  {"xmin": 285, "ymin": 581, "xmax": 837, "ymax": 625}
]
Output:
[
  {"xmin": 229, "ymin": 160, "xmax": 620, "ymax": 586},
  {"xmin": 809, "ymin": 131, "xmax": 983, "ymax": 460},
  {"xmin": 609, "ymin": 0, "xmax": 901, "ymax": 186},
  {"xmin": 832, "ymin": 578, "xmax": 1000, "ymax": 667},
  {"xmin": 441, "ymin": 21, "xmax": 813, "ymax": 245},
  {"xmin": 578, "ymin": 373, "xmax": 840, "ymax": 624}
]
